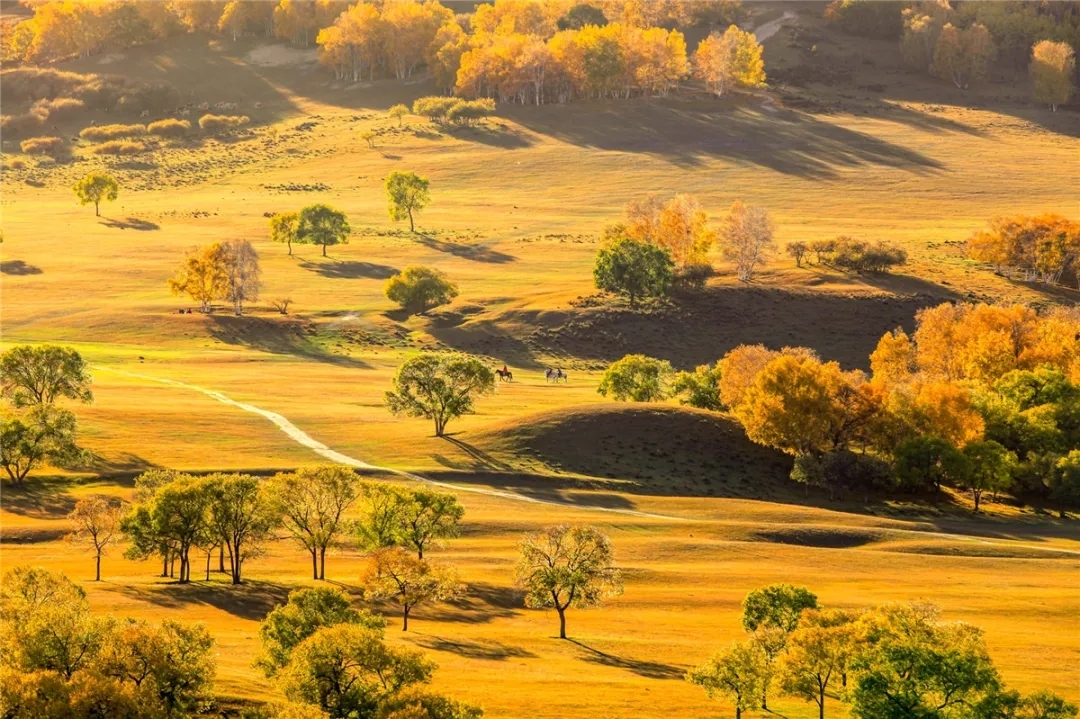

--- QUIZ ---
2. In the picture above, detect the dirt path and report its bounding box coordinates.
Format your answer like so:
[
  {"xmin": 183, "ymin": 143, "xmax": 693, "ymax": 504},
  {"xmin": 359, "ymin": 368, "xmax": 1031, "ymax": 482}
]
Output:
[{"xmin": 754, "ymin": 10, "xmax": 796, "ymax": 43}]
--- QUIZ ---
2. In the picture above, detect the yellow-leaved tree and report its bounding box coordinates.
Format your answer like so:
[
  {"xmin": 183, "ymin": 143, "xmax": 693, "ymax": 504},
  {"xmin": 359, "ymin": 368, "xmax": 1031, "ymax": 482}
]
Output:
[
  {"xmin": 692, "ymin": 24, "xmax": 765, "ymax": 96},
  {"xmin": 1030, "ymin": 40, "xmax": 1076, "ymax": 111}
]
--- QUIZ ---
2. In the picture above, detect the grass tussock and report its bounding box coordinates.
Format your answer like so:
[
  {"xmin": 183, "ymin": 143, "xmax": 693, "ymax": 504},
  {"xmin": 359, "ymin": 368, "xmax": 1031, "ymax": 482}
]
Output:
[
  {"xmin": 198, "ymin": 114, "xmax": 249, "ymax": 132},
  {"xmin": 79, "ymin": 124, "xmax": 147, "ymax": 141},
  {"xmin": 89, "ymin": 140, "xmax": 147, "ymax": 156},
  {"xmin": 147, "ymin": 118, "xmax": 191, "ymax": 138},
  {"xmin": 19, "ymin": 136, "xmax": 66, "ymax": 156}
]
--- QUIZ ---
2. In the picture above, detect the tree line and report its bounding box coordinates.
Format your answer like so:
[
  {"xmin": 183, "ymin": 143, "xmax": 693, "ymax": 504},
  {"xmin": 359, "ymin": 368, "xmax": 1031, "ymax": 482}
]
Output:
[
  {"xmin": 688, "ymin": 582, "xmax": 1077, "ymax": 719},
  {"xmin": 597, "ymin": 301, "xmax": 1080, "ymax": 515},
  {"xmin": 966, "ymin": 214, "xmax": 1080, "ymax": 289}
]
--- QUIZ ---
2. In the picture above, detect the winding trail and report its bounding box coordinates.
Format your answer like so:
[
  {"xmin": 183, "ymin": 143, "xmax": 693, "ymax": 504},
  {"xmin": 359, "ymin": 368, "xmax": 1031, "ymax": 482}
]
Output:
[
  {"xmin": 753, "ymin": 10, "xmax": 797, "ymax": 43},
  {"xmin": 93, "ymin": 366, "xmax": 680, "ymax": 521}
]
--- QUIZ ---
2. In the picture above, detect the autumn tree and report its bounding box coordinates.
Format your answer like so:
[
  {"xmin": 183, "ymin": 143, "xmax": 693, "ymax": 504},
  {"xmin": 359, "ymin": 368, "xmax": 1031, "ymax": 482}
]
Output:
[
  {"xmin": 515, "ymin": 524, "xmax": 623, "ymax": 639},
  {"xmin": 270, "ymin": 211, "xmax": 301, "ymax": 256},
  {"xmin": 297, "ymin": 204, "xmax": 350, "ymax": 257},
  {"xmin": 72, "ymin": 173, "xmax": 118, "ymax": 216},
  {"xmin": 720, "ymin": 200, "xmax": 774, "ymax": 282},
  {"xmin": 624, "ymin": 193, "xmax": 716, "ymax": 267},
  {"xmin": 168, "ymin": 242, "xmax": 228, "ymax": 313},
  {"xmin": 360, "ymin": 547, "xmax": 464, "ymax": 631},
  {"xmin": 255, "ymin": 585, "xmax": 386, "ymax": 678},
  {"xmin": 1031, "ymin": 40, "xmax": 1076, "ymax": 112},
  {"xmin": 597, "ymin": 354, "xmax": 674, "ymax": 402},
  {"xmin": 385, "ymin": 266, "xmax": 459, "ymax": 315},
  {"xmin": 1, "ymin": 405, "xmax": 83, "ymax": 485},
  {"xmin": 780, "ymin": 614, "xmax": 858, "ymax": 719},
  {"xmin": 786, "ymin": 241, "xmax": 809, "ymax": 267},
  {"xmin": 692, "ymin": 24, "xmax": 765, "ymax": 96},
  {"xmin": 673, "ymin": 361, "xmax": 724, "ymax": 411},
  {"xmin": 269, "ymin": 465, "xmax": 362, "ymax": 580},
  {"xmin": 0, "ymin": 344, "xmax": 93, "ymax": 407},
  {"xmin": 593, "ymin": 232, "xmax": 675, "ymax": 307},
  {"xmin": 688, "ymin": 640, "xmax": 769, "ymax": 719},
  {"xmin": 385, "ymin": 353, "xmax": 496, "ymax": 437},
  {"xmin": 221, "ymin": 238, "xmax": 262, "ymax": 316},
  {"xmin": 966, "ymin": 215, "xmax": 1080, "ymax": 287},
  {"xmin": 122, "ymin": 474, "xmax": 212, "ymax": 584},
  {"xmin": 66, "ymin": 496, "xmax": 122, "ymax": 582},
  {"xmin": 389, "ymin": 103, "xmax": 409, "ymax": 126},
  {"xmin": 385, "ymin": 171, "xmax": 431, "ymax": 233},
  {"xmin": 931, "ymin": 22, "xmax": 995, "ymax": 88},
  {"xmin": 205, "ymin": 473, "xmax": 275, "ymax": 584}
]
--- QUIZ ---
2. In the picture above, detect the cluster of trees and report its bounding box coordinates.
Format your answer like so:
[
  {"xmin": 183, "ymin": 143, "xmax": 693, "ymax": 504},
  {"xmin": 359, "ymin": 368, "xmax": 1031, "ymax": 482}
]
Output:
[
  {"xmin": 786, "ymin": 237, "xmax": 908, "ymax": 274},
  {"xmin": 0, "ymin": 566, "xmax": 216, "ymax": 719},
  {"xmin": 412, "ymin": 96, "xmax": 496, "ymax": 125},
  {"xmin": 596, "ymin": 302, "xmax": 1080, "ymax": 514},
  {"xmin": 688, "ymin": 582, "xmax": 1078, "ymax": 719},
  {"xmin": 592, "ymin": 197, "xmax": 775, "ymax": 306},
  {"xmin": 0, "ymin": 345, "xmax": 91, "ymax": 486},
  {"xmin": 967, "ymin": 214, "xmax": 1080, "ymax": 288},
  {"xmin": 168, "ymin": 239, "xmax": 262, "ymax": 315}
]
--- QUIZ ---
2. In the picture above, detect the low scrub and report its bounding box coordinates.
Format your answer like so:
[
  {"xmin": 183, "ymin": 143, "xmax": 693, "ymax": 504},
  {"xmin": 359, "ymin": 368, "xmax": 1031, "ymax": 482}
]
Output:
[
  {"xmin": 79, "ymin": 123, "xmax": 146, "ymax": 141},
  {"xmin": 147, "ymin": 118, "xmax": 191, "ymax": 138},
  {"xmin": 89, "ymin": 140, "xmax": 147, "ymax": 156},
  {"xmin": 412, "ymin": 96, "xmax": 495, "ymax": 125},
  {"xmin": 19, "ymin": 136, "xmax": 65, "ymax": 156},
  {"xmin": 0, "ymin": 68, "xmax": 178, "ymax": 114},
  {"xmin": 199, "ymin": 114, "xmax": 249, "ymax": 132},
  {"xmin": 31, "ymin": 97, "xmax": 85, "ymax": 119},
  {"xmin": 806, "ymin": 237, "xmax": 907, "ymax": 274},
  {"xmin": 0, "ymin": 108, "xmax": 47, "ymax": 135}
]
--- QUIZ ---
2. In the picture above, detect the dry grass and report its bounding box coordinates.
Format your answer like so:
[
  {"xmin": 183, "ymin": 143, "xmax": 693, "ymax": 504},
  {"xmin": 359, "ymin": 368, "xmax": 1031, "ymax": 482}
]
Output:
[
  {"xmin": 2, "ymin": 13, "xmax": 1080, "ymax": 717},
  {"xmin": 19, "ymin": 136, "xmax": 65, "ymax": 156},
  {"xmin": 79, "ymin": 123, "xmax": 147, "ymax": 141}
]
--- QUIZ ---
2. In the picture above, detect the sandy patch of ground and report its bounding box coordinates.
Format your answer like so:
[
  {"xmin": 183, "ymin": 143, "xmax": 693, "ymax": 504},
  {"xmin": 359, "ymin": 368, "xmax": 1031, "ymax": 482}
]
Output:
[{"xmin": 245, "ymin": 44, "xmax": 318, "ymax": 68}]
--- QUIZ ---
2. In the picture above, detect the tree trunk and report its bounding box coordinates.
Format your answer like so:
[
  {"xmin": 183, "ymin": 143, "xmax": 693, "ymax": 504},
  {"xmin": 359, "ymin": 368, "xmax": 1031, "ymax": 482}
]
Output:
[
  {"xmin": 95, "ymin": 552, "xmax": 101, "ymax": 581},
  {"xmin": 322, "ymin": 243, "xmax": 327, "ymax": 257},
  {"xmin": 205, "ymin": 551, "xmax": 211, "ymax": 581},
  {"xmin": 287, "ymin": 238, "xmax": 292, "ymax": 256},
  {"xmin": 819, "ymin": 689, "xmax": 825, "ymax": 719},
  {"xmin": 408, "ymin": 209, "xmax": 414, "ymax": 233},
  {"xmin": 162, "ymin": 552, "xmax": 169, "ymax": 578},
  {"xmin": 973, "ymin": 489, "xmax": 981, "ymax": 512},
  {"xmin": 557, "ymin": 608, "xmax": 567, "ymax": 639},
  {"xmin": 219, "ymin": 546, "xmax": 225, "ymax": 573},
  {"xmin": 417, "ymin": 543, "xmax": 423, "ymax": 560},
  {"xmin": 403, "ymin": 606, "xmax": 410, "ymax": 631},
  {"xmin": 736, "ymin": 707, "xmax": 741, "ymax": 719},
  {"xmin": 319, "ymin": 546, "xmax": 327, "ymax": 580},
  {"xmin": 95, "ymin": 201, "xmax": 100, "ymax": 216},
  {"xmin": 231, "ymin": 543, "xmax": 242, "ymax": 584},
  {"xmin": 311, "ymin": 549, "xmax": 319, "ymax": 580}
]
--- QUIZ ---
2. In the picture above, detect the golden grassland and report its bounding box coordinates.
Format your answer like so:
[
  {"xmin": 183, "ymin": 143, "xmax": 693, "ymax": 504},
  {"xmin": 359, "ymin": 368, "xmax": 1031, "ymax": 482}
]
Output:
[{"xmin": 3, "ymin": 17, "xmax": 1080, "ymax": 717}]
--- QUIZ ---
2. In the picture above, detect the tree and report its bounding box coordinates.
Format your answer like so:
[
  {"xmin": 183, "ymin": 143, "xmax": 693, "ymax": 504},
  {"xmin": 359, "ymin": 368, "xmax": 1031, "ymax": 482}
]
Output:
[
  {"xmin": 297, "ymin": 204, "xmax": 350, "ymax": 257},
  {"xmin": 593, "ymin": 234, "xmax": 674, "ymax": 308},
  {"xmin": 72, "ymin": 173, "xmax": 118, "ymax": 216},
  {"xmin": 356, "ymin": 482, "xmax": 412, "ymax": 551},
  {"xmin": 515, "ymin": 524, "xmax": 623, "ymax": 639},
  {"xmin": 742, "ymin": 584, "xmax": 819, "ymax": 634},
  {"xmin": 687, "ymin": 640, "xmax": 769, "ymax": 719},
  {"xmin": 559, "ymin": 4, "xmax": 607, "ymax": 30},
  {"xmin": 385, "ymin": 171, "xmax": 431, "ymax": 233},
  {"xmin": 780, "ymin": 619, "xmax": 853, "ymax": 719},
  {"xmin": 276, "ymin": 624, "xmax": 435, "ymax": 719},
  {"xmin": 624, "ymin": 194, "xmax": 716, "ymax": 267},
  {"xmin": 850, "ymin": 601, "xmax": 1001, "ymax": 719},
  {"xmin": 168, "ymin": 242, "xmax": 229, "ymax": 313},
  {"xmin": 1, "ymin": 405, "xmax": 83, "ymax": 485},
  {"xmin": 256, "ymin": 586, "xmax": 386, "ymax": 678},
  {"xmin": 395, "ymin": 488, "xmax": 465, "ymax": 559},
  {"xmin": 360, "ymin": 547, "xmax": 464, "ymax": 631},
  {"xmin": 205, "ymin": 473, "xmax": 275, "ymax": 584},
  {"xmin": 961, "ymin": 440, "xmax": 1016, "ymax": 511},
  {"xmin": 385, "ymin": 266, "xmax": 459, "ymax": 315},
  {"xmin": 786, "ymin": 241, "xmax": 809, "ymax": 267},
  {"xmin": 220, "ymin": 238, "xmax": 262, "ymax": 316},
  {"xmin": 270, "ymin": 211, "xmax": 301, "ymax": 256},
  {"xmin": 692, "ymin": 25, "xmax": 765, "ymax": 96},
  {"xmin": 673, "ymin": 362, "xmax": 724, "ymax": 411},
  {"xmin": 269, "ymin": 465, "xmax": 362, "ymax": 580},
  {"xmin": 0, "ymin": 345, "xmax": 93, "ymax": 407},
  {"xmin": 389, "ymin": 104, "xmax": 409, "ymax": 126},
  {"xmin": 1050, "ymin": 451, "xmax": 1080, "ymax": 519},
  {"xmin": 893, "ymin": 435, "xmax": 969, "ymax": 492},
  {"xmin": 385, "ymin": 353, "xmax": 496, "ymax": 437},
  {"xmin": 597, "ymin": 354, "xmax": 674, "ymax": 402},
  {"xmin": 720, "ymin": 200, "xmax": 774, "ymax": 282},
  {"xmin": 1031, "ymin": 41, "xmax": 1075, "ymax": 112},
  {"xmin": 123, "ymin": 474, "xmax": 212, "ymax": 583},
  {"xmin": 931, "ymin": 22, "xmax": 995, "ymax": 89},
  {"xmin": 66, "ymin": 496, "xmax": 122, "ymax": 582}
]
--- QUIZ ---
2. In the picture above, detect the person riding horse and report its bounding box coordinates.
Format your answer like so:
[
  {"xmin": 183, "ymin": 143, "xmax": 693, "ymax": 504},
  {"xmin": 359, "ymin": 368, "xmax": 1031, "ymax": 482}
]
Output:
[
  {"xmin": 496, "ymin": 365, "xmax": 513, "ymax": 382},
  {"xmin": 545, "ymin": 367, "xmax": 568, "ymax": 383}
]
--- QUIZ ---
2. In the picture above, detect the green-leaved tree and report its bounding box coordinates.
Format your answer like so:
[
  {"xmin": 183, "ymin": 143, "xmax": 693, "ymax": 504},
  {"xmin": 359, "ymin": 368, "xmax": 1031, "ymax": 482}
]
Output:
[
  {"xmin": 385, "ymin": 353, "xmax": 495, "ymax": 437},
  {"xmin": 385, "ymin": 171, "xmax": 430, "ymax": 233},
  {"xmin": 72, "ymin": 173, "xmax": 119, "ymax": 216}
]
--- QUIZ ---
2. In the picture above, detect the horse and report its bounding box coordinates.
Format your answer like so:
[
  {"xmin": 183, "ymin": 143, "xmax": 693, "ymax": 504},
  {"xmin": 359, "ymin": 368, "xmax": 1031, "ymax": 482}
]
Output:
[
  {"xmin": 496, "ymin": 367, "xmax": 513, "ymax": 382},
  {"xmin": 545, "ymin": 368, "xmax": 568, "ymax": 383}
]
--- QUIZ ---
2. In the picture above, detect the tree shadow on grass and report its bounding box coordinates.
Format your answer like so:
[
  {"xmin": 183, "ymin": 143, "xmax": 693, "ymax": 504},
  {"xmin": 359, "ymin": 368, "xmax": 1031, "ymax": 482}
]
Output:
[
  {"xmin": 0, "ymin": 260, "xmax": 43, "ymax": 275},
  {"xmin": 99, "ymin": 217, "xmax": 161, "ymax": 231},
  {"xmin": 88, "ymin": 452, "xmax": 160, "ymax": 475},
  {"xmin": 106, "ymin": 578, "xmax": 292, "ymax": 621},
  {"xmin": 438, "ymin": 436, "xmax": 514, "ymax": 472},
  {"xmin": 206, "ymin": 315, "xmax": 371, "ymax": 368},
  {"xmin": 442, "ymin": 123, "xmax": 534, "ymax": 149},
  {"xmin": 414, "ymin": 234, "xmax": 515, "ymax": 264},
  {"xmin": 566, "ymin": 639, "xmax": 685, "ymax": 680},
  {"xmin": 1, "ymin": 479, "xmax": 78, "ymax": 519},
  {"xmin": 411, "ymin": 635, "xmax": 537, "ymax": 661},
  {"xmin": 426, "ymin": 581, "xmax": 523, "ymax": 625},
  {"xmin": 298, "ymin": 259, "xmax": 398, "ymax": 280}
]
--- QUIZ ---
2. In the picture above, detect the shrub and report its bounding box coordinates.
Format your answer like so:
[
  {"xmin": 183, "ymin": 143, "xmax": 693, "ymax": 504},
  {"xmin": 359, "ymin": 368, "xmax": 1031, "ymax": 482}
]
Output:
[
  {"xmin": 199, "ymin": 114, "xmax": 250, "ymax": 132},
  {"xmin": 826, "ymin": 236, "xmax": 907, "ymax": 274},
  {"xmin": 385, "ymin": 266, "xmax": 459, "ymax": 315},
  {"xmin": 412, "ymin": 96, "xmax": 462, "ymax": 123},
  {"xmin": 821, "ymin": 450, "xmax": 894, "ymax": 500},
  {"xmin": 89, "ymin": 141, "xmax": 147, "ymax": 156},
  {"xmin": 598, "ymin": 354, "xmax": 674, "ymax": 402},
  {"xmin": 31, "ymin": 97, "xmax": 85, "ymax": 119},
  {"xmin": 79, "ymin": 123, "xmax": 146, "ymax": 141},
  {"xmin": 445, "ymin": 98, "xmax": 495, "ymax": 125},
  {"xmin": 673, "ymin": 262, "xmax": 715, "ymax": 290},
  {"xmin": 147, "ymin": 118, "xmax": 191, "ymax": 138},
  {"xmin": 808, "ymin": 239, "xmax": 836, "ymax": 265},
  {"xmin": 19, "ymin": 136, "xmax": 65, "ymax": 156},
  {"xmin": 0, "ymin": 107, "xmax": 48, "ymax": 135},
  {"xmin": 785, "ymin": 241, "xmax": 809, "ymax": 267}
]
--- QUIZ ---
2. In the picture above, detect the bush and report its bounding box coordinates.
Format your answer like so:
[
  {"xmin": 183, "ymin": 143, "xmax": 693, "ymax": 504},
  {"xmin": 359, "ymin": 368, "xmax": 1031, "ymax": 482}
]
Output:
[
  {"xmin": 385, "ymin": 266, "xmax": 459, "ymax": 315},
  {"xmin": 785, "ymin": 241, "xmax": 809, "ymax": 267},
  {"xmin": 827, "ymin": 237, "xmax": 907, "ymax": 274},
  {"xmin": 445, "ymin": 98, "xmax": 495, "ymax": 125},
  {"xmin": 79, "ymin": 123, "xmax": 146, "ymax": 141},
  {"xmin": 19, "ymin": 136, "xmax": 65, "ymax": 156},
  {"xmin": 821, "ymin": 450, "xmax": 894, "ymax": 500},
  {"xmin": 598, "ymin": 354, "xmax": 674, "ymax": 402},
  {"xmin": 809, "ymin": 239, "xmax": 835, "ymax": 265},
  {"xmin": 89, "ymin": 140, "xmax": 147, "ymax": 155},
  {"xmin": 147, "ymin": 118, "xmax": 191, "ymax": 138},
  {"xmin": 199, "ymin": 114, "xmax": 250, "ymax": 132},
  {"xmin": 673, "ymin": 362, "xmax": 723, "ymax": 411},
  {"xmin": 412, "ymin": 96, "xmax": 463, "ymax": 123},
  {"xmin": 673, "ymin": 262, "xmax": 714, "ymax": 290},
  {"xmin": 31, "ymin": 97, "xmax": 84, "ymax": 119},
  {"xmin": 0, "ymin": 107, "xmax": 48, "ymax": 136}
]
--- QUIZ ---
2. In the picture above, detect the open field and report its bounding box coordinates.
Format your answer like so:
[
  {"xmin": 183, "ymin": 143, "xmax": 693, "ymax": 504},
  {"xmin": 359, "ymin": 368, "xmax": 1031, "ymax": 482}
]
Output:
[{"xmin": 3, "ymin": 4, "xmax": 1080, "ymax": 717}]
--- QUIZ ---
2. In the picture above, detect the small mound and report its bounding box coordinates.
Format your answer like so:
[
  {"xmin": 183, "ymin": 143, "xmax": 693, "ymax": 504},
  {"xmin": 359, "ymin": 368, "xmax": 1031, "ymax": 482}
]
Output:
[
  {"xmin": 470, "ymin": 404, "xmax": 792, "ymax": 497},
  {"xmin": 750, "ymin": 526, "xmax": 882, "ymax": 548}
]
